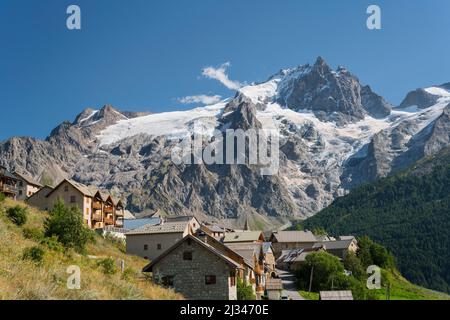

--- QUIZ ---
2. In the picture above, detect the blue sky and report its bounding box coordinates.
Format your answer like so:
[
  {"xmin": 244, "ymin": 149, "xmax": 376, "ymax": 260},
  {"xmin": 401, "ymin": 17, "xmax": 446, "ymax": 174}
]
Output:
[{"xmin": 1, "ymin": 0, "xmax": 450, "ymax": 140}]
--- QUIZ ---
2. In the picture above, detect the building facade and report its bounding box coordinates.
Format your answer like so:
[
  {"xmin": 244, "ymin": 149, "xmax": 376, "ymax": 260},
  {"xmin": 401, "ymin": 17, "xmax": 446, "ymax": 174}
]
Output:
[
  {"xmin": 126, "ymin": 216, "xmax": 200, "ymax": 261},
  {"xmin": 143, "ymin": 235, "xmax": 241, "ymax": 300}
]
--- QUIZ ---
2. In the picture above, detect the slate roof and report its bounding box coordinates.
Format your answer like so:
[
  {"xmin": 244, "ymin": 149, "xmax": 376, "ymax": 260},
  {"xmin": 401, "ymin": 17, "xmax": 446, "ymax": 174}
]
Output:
[
  {"xmin": 320, "ymin": 291, "xmax": 354, "ymax": 300},
  {"xmin": 126, "ymin": 217, "xmax": 197, "ymax": 235},
  {"xmin": 223, "ymin": 231, "xmax": 263, "ymax": 243},
  {"xmin": 13, "ymin": 172, "xmax": 43, "ymax": 187},
  {"xmin": 142, "ymin": 235, "xmax": 242, "ymax": 272},
  {"xmin": 320, "ymin": 239, "xmax": 355, "ymax": 250},
  {"xmin": 271, "ymin": 231, "xmax": 317, "ymax": 243}
]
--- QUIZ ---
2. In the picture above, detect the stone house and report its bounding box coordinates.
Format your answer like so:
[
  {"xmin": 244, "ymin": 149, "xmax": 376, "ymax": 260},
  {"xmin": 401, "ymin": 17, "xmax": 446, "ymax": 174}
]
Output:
[
  {"xmin": 125, "ymin": 216, "xmax": 200, "ymax": 261},
  {"xmin": 27, "ymin": 186, "xmax": 54, "ymax": 210},
  {"xmin": 142, "ymin": 235, "xmax": 242, "ymax": 300},
  {"xmin": 13, "ymin": 172, "xmax": 43, "ymax": 200},
  {"xmin": 270, "ymin": 231, "xmax": 318, "ymax": 257}
]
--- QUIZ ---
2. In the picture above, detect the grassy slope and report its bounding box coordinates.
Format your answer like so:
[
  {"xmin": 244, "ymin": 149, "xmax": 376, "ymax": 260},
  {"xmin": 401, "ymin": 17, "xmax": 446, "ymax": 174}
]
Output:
[
  {"xmin": 0, "ymin": 199, "xmax": 182, "ymax": 300},
  {"xmin": 298, "ymin": 270, "xmax": 450, "ymax": 300}
]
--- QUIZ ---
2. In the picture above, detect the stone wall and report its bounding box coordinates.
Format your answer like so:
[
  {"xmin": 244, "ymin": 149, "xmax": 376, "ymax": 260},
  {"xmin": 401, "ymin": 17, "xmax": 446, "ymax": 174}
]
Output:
[{"xmin": 152, "ymin": 239, "xmax": 237, "ymax": 300}]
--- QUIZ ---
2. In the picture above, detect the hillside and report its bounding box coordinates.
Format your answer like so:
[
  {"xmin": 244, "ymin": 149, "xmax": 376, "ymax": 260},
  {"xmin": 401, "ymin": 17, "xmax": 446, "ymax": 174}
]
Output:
[
  {"xmin": 303, "ymin": 148, "xmax": 450, "ymax": 294},
  {"xmin": 0, "ymin": 198, "xmax": 182, "ymax": 300}
]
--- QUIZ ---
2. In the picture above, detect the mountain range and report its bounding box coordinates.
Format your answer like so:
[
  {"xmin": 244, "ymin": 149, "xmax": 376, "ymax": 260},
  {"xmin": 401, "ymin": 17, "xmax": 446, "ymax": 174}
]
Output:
[{"xmin": 1, "ymin": 57, "xmax": 450, "ymax": 228}]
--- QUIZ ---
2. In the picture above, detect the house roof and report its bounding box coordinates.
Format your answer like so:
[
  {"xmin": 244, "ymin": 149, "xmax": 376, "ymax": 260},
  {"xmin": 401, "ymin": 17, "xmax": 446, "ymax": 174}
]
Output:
[
  {"xmin": 320, "ymin": 291, "xmax": 354, "ymax": 300},
  {"xmin": 125, "ymin": 217, "xmax": 197, "ymax": 235},
  {"xmin": 0, "ymin": 166, "xmax": 18, "ymax": 181},
  {"xmin": 262, "ymin": 242, "xmax": 273, "ymax": 255},
  {"xmin": 265, "ymin": 278, "xmax": 283, "ymax": 291},
  {"xmin": 271, "ymin": 231, "xmax": 317, "ymax": 243},
  {"xmin": 142, "ymin": 235, "xmax": 242, "ymax": 272},
  {"xmin": 223, "ymin": 231, "xmax": 264, "ymax": 243},
  {"xmin": 46, "ymin": 179, "xmax": 94, "ymax": 198},
  {"xmin": 26, "ymin": 185, "xmax": 53, "ymax": 200},
  {"xmin": 13, "ymin": 172, "xmax": 43, "ymax": 187},
  {"xmin": 319, "ymin": 239, "xmax": 355, "ymax": 250}
]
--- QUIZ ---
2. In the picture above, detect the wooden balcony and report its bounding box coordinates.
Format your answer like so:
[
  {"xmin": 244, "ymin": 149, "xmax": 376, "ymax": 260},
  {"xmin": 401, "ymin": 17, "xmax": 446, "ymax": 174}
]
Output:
[
  {"xmin": 92, "ymin": 213, "xmax": 102, "ymax": 222},
  {"xmin": 104, "ymin": 206, "xmax": 114, "ymax": 214},
  {"xmin": 92, "ymin": 202, "xmax": 102, "ymax": 210},
  {"xmin": 104, "ymin": 217, "xmax": 114, "ymax": 225}
]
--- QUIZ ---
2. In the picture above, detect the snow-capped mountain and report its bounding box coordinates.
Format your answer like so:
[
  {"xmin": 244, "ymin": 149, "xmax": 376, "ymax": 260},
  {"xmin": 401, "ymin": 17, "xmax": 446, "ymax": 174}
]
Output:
[{"xmin": 1, "ymin": 57, "xmax": 450, "ymax": 227}]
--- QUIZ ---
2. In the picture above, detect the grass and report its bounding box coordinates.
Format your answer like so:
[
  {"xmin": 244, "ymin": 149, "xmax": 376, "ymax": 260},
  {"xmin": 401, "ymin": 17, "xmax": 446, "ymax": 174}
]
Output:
[
  {"xmin": 370, "ymin": 270, "xmax": 450, "ymax": 300},
  {"xmin": 0, "ymin": 198, "xmax": 183, "ymax": 300},
  {"xmin": 299, "ymin": 269, "xmax": 450, "ymax": 301},
  {"xmin": 299, "ymin": 291, "xmax": 319, "ymax": 300}
]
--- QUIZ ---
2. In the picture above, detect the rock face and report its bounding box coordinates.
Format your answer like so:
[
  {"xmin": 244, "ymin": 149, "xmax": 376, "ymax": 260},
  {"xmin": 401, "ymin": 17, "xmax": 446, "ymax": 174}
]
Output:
[
  {"xmin": 2, "ymin": 58, "xmax": 450, "ymax": 228},
  {"xmin": 276, "ymin": 57, "xmax": 392, "ymax": 125}
]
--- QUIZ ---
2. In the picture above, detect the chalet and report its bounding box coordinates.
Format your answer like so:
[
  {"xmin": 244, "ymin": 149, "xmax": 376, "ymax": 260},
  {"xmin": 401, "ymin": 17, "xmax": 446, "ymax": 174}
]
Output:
[
  {"xmin": 200, "ymin": 222, "xmax": 233, "ymax": 239},
  {"xmin": 0, "ymin": 166, "xmax": 18, "ymax": 200},
  {"xmin": 142, "ymin": 235, "xmax": 242, "ymax": 300},
  {"xmin": 125, "ymin": 216, "xmax": 200, "ymax": 261},
  {"xmin": 317, "ymin": 237, "xmax": 358, "ymax": 259},
  {"xmin": 27, "ymin": 179, "xmax": 124, "ymax": 230},
  {"xmin": 223, "ymin": 231, "xmax": 265, "ymax": 244},
  {"xmin": 270, "ymin": 231, "xmax": 318, "ymax": 257},
  {"xmin": 224, "ymin": 242, "xmax": 267, "ymax": 297},
  {"xmin": 13, "ymin": 172, "xmax": 43, "ymax": 200}
]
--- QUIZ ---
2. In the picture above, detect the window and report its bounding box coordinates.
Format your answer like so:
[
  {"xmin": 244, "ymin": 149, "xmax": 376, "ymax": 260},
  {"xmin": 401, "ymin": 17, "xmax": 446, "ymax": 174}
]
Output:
[
  {"xmin": 157, "ymin": 244, "xmax": 162, "ymax": 250},
  {"xmin": 187, "ymin": 238, "xmax": 192, "ymax": 246},
  {"xmin": 70, "ymin": 196, "xmax": 76, "ymax": 203},
  {"xmin": 183, "ymin": 251, "xmax": 193, "ymax": 261},
  {"xmin": 162, "ymin": 276, "xmax": 174, "ymax": 287},
  {"xmin": 144, "ymin": 244, "xmax": 148, "ymax": 251},
  {"xmin": 205, "ymin": 275, "xmax": 216, "ymax": 285},
  {"xmin": 64, "ymin": 185, "xmax": 69, "ymax": 192},
  {"xmin": 19, "ymin": 181, "xmax": 23, "ymax": 187},
  {"xmin": 19, "ymin": 190, "xmax": 23, "ymax": 196}
]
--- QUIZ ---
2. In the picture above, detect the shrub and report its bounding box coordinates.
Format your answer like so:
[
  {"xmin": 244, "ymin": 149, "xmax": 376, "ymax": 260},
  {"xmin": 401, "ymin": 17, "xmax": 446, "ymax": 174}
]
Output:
[
  {"xmin": 0, "ymin": 193, "xmax": 5, "ymax": 202},
  {"xmin": 237, "ymin": 278, "xmax": 256, "ymax": 300},
  {"xmin": 343, "ymin": 252, "xmax": 366, "ymax": 280},
  {"xmin": 22, "ymin": 227, "xmax": 44, "ymax": 241},
  {"xmin": 44, "ymin": 200, "xmax": 91, "ymax": 252},
  {"xmin": 40, "ymin": 236, "xmax": 65, "ymax": 252},
  {"xmin": 97, "ymin": 258, "xmax": 117, "ymax": 275},
  {"xmin": 22, "ymin": 246, "xmax": 45, "ymax": 264},
  {"xmin": 7, "ymin": 206, "xmax": 28, "ymax": 226},
  {"xmin": 121, "ymin": 267, "xmax": 136, "ymax": 281}
]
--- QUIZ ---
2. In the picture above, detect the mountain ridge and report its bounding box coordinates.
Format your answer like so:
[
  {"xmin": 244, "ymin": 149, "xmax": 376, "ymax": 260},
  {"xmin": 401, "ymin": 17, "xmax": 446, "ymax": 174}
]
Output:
[{"xmin": 1, "ymin": 57, "xmax": 450, "ymax": 227}]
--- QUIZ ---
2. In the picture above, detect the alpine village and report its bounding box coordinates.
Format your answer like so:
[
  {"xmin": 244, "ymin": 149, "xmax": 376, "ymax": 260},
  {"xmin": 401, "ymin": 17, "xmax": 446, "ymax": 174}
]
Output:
[{"xmin": 1, "ymin": 164, "xmax": 447, "ymax": 300}]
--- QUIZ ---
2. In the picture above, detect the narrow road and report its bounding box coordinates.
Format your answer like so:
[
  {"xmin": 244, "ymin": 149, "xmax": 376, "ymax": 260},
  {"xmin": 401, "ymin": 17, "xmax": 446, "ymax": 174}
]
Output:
[{"xmin": 276, "ymin": 269, "xmax": 305, "ymax": 300}]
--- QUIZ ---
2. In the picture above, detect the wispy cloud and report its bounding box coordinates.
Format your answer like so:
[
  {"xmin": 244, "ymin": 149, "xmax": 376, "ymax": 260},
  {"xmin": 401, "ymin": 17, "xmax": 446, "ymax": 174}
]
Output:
[
  {"xmin": 202, "ymin": 62, "xmax": 243, "ymax": 90},
  {"xmin": 178, "ymin": 94, "xmax": 222, "ymax": 105}
]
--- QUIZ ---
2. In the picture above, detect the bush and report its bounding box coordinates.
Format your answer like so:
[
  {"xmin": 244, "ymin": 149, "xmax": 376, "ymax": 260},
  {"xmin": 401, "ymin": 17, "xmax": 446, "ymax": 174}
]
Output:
[
  {"xmin": 44, "ymin": 200, "xmax": 91, "ymax": 252},
  {"xmin": 40, "ymin": 236, "xmax": 65, "ymax": 252},
  {"xmin": 23, "ymin": 227, "xmax": 44, "ymax": 241},
  {"xmin": 237, "ymin": 278, "xmax": 256, "ymax": 300},
  {"xmin": 22, "ymin": 246, "xmax": 45, "ymax": 264},
  {"xmin": 0, "ymin": 193, "xmax": 5, "ymax": 202},
  {"xmin": 357, "ymin": 236, "xmax": 395, "ymax": 269},
  {"xmin": 7, "ymin": 206, "xmax": 28, "ymax": 226},
  {"xmin": 97, "ymin": 258, "xmax": 117, "ymax": 275},
  {"xmin": 343, "ymin": 252, "xmax": 366, "ymax": 280}
]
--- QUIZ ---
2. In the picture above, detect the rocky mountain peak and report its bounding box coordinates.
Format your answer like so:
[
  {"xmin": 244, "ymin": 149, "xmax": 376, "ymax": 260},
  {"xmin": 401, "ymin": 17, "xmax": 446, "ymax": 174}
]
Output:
[{"xmin": 275, "ymin": 57, "xmax": 392, "ymax": 124}]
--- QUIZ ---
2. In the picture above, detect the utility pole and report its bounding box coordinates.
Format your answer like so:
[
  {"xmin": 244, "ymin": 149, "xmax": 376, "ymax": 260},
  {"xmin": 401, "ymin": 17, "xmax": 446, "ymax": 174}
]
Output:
[{"xmin": 308, "ymin": 265, "xmax": 314, "ymax": 292}]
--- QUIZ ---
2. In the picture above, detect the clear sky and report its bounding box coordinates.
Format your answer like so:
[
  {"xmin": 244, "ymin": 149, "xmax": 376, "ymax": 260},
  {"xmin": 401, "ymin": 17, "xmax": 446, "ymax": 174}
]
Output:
[{"xmin": 1, "ymin": 0, "xmax": 450, "ymax": 140}]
